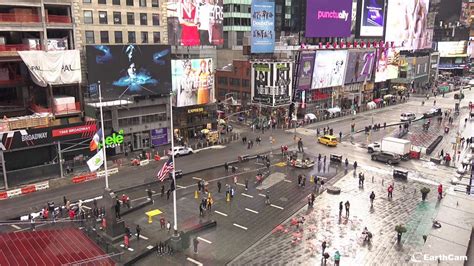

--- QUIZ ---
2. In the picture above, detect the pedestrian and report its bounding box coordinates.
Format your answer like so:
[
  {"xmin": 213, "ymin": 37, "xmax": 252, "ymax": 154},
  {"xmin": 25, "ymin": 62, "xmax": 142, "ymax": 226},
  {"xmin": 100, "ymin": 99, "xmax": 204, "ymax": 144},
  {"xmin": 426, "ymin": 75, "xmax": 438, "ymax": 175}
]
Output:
[
  {"xmin": 63, "ymin": 196, "xmax": 67, "ymax": 206},
  {"xmin": 207, "ymin": 197, "xmax": 213, "ymax": 210},
  {"xmin": 136, "ymin": 225, "xmax": 141, "ymax": 241},
  {"xmin": 166, "ymin": 221, "xmax": 171, "ymax": 233},
  {"xmin": 344, "ymin": 201, "xmax": 350, "ymax": 217},
  {"xmin": 115, "ymin": 199, "xmax": 121, "ymax": 219},
  {"xmin": 167, "ymin": 189, "xmax": 171, "ymax": 200},
  {"xmin": 265, "ymin": 191, "xmax": 270, "ymax": 205},
  {"xmin": 311, "ymin": 193, "xmax": 315, "ymax": 206},
  {"xmin": 298, "ymin": 175, "xmax": 302, "ymax": 186},
  {"xmin": 217, "ymin": 180, "xmax": 222, "ymax": 193},
  {"xmin": 321, "ymin": 240, "xmax": 327, "ymax": 256},
  {"xmin": 247, "ymin": 140, "xmax": 251, "ymax": 149},
  {"xmin": 301, "ymin": 176, "xmax": 306, "ymax": 188},
  {"xmin": 383, "ymin": 122, "xmax": 386, "ymax": 129},
  {"xmin": 339, "ymin": 201, "xmax": 343, "ymax": 217},
  {"xmin": 323, "ymin": 155, "xmax": 326, "ymax": 165},
  {"xmin": 233, "ymin": 176, "xmax": 238, "ymax": 186},
  {"xmin": 197, "ymin": 180, "xmax": 202, "ymax": 192},
  {"xmin": 345, "ymin": 158, "xmax": 348, "ymax": 169},
  {"xmin": 334, "ymin": 251, "xmax": 341, "ymax": 266},
  {"xmin": 318, "ymin": 154, "xmax": 322, "ymax": 162},
  {"xmin": 440, "ymin": 149, "xmax": 444, "ymax": 158},
  {"xmin": 199, "ymin": 203, "xmax": 204, "ymax": 216},
  {"xmin": 388, "ymin": 184, "xmax": 393, "ymax": 199},
  {"xmin": 339, "ymin": 131, "xmax": 342, "ymax": 142},
  {"xmin": 438, "ymin": 184, "xmax": 443, "ymax": 199},
  {"xmin": 122, "ymin": 194, "xmax": 131, "ymax": 209},
  {"xmin": 250, "ymin": 140, "xmax": 254, "ymax": 148},
  {"xmin": 160, "ymin": 217, "xmax": 166, "ymax": 229},
  {"xmin": 353, "ymin": 161, "xmax": 358, "ymax": 171},
  {"xmin": 224, "ymin": 162, "xmax": 229, "ymax": 173},
  {"xmin": 298, "ymin": 138, "xmax": 304, "ymax": 152},
  {"xmin": 361, "ymin": 173, "xmax": 365, "ymax": 186},
  {"xmin": 316, "ymin": 128, "xmax": 320, "ymax": 136},
  {"xmin": 245, "ymin": 178, "xmax": 249, "ymax": 191},
  {"xmin": 193, "ymin": 236, "xmax": 199, "ymax": 254},
  {"xmin": 370, "ymin": 191, "xmax": 375, "ymax": 207}
]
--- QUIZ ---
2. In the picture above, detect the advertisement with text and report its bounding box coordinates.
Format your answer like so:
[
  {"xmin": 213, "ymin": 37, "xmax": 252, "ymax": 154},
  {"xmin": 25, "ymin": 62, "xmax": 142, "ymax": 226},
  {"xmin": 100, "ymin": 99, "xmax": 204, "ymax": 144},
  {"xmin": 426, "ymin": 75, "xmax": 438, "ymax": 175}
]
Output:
[
  {"xmin": 374, "ymin": 47, "xmax": 400, "ymax": 82},
  {"xmin": 358, "ymin": 0, "xmax": 385, "ymax": 37},
  {"xmin": 251, "ymin": 0, "xmax": 275, "ymax": 53},
  {"xmin": 297, "ymin": 51, "xmax": 316, "ymax": 91},
  {"xmin": 251, "ymin": 61, "xmax": 293, "ymax": 106},
  {"xmin": 86, "ymin": 45, "xmax": 172, "ymax": 99},
  {"xmin": 171, "ymin": 58, "xmax": 215, "ymax": 107},
  {"xmin": 305, "ymin": 0, "xmax": 353, "ymax": 37},
  {"xmin": 311, "ymin": 50, "xmax": 348, "ymax": 89},
  {"xmin": 167, "ymin": 0, "xmax": 224, "ymax": 46},
  {"xmin": 345, "ymin": 49, "xmax": 376, "ymax": 84},
  {"xmin": 385, "ymin": 0, "xmax": 432, "ymax": 50}
]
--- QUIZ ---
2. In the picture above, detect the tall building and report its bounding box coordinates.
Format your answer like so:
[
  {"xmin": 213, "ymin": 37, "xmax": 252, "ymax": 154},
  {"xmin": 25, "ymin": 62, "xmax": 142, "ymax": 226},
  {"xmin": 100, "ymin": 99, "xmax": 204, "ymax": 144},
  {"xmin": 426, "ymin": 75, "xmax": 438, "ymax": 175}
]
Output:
[{"xmin": 0, "ymin": 0, "xmax": 89, "ymax": 188}]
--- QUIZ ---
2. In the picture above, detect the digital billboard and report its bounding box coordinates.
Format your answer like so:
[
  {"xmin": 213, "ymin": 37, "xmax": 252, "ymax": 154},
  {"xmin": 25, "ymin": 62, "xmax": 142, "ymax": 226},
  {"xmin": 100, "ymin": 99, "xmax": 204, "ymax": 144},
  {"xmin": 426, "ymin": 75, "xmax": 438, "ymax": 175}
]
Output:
[
  {"xmin": 86, "ymin": 45, "xmax": 172, "ymax": 99},
  {"xmin": 374, "ymin": 47, "xmax": 400, "ymax": 82},
  {"xmin": 251, "ymin": 0, "xmax": 275, "ymax": 53},
  {"xmin": 251, "ymin": 61, "xmax": 293, "ymax": 106},
  {"xmin": 305, "ymin": 0, "xmax": 352, "ymax": 38},
  {"xmin": 166, "ymin": 0, "xmax": 224, "ymax": 46},
  {"xmin": 311, "ymin": 50, "xmax": 348, "ymax": 89},
  {"xmin": 344, "ymin": 49, "xmax": 376, "ymax": 84},
  {"xmin": 171, "ymin": 59, "xmax": 215, "ymax": 107},
  {"xmin": 385, "ymin": 0, "xmax": 432, "ymax": 50},
  {"xmin": 358, "ymin": 0, "xmax": 385, "ymax": 37},
  {"xmin": 438, "ymin": 41, "xmax": 468, "ymax": 57},
  {"xmin": 297, "ymin": 51, "xmax": 316, "ymax": 91}
]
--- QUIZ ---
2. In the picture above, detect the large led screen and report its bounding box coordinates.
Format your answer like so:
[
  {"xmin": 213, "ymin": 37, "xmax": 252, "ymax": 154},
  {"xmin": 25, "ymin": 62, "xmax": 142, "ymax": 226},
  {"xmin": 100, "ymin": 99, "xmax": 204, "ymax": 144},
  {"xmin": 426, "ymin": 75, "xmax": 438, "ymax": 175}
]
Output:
[
  {"xmin": 251, "ymin": 0, "xmax": 275, "ymax": 53},
  {"xmin": 166, "ymin": 0, "xmax": 224, "ymax": 46},
  {"xmin": 359, "ymin": 0, "xmax": 385, "ymax": 37},
  {"xmin": 86, "ymin": 45, "xmax": 172, "ymax": 99},
  {"xmin": 374, "ymin": 47, "xmax": 400, "ymax": 82},
  {"xmin": 305, "ymin": 0, "xmax": 353, "ymax": 38},
  {"xmin": 171, "ymin": 59, "xmax": 215, "ymax": 107},
  {"xmin": 297, "ymin": 51, "xmax": 316, "ymax": 90},
  {"xmin": 344, "ymin": 49, "xmax": 376, "ymax": 84},
  {"xmin": 385, "ymin": 0, "xmax": 432, "ymax": 50},
  {"xmin": 311, "ymin": 50, "xmax": 348, "ymax": 89}
]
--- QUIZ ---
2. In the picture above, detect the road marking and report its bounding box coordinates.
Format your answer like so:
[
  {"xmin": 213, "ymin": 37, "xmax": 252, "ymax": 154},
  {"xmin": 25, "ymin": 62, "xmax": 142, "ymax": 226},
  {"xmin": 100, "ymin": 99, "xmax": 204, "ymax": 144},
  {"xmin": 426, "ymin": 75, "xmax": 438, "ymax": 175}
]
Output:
[
  {"xmin": 176, "ymin": 185, "xmax": 186, "ymax": 189},
  {"xmin": 233, "ymin": 223, "xmax": 248, "ymax": 230},
  {"xmin": 214, "ymin": 210, "xmax": 228, "ymax": 217},
  {"xmin": 135, "ymin": 234, "xmax": 149, "ymax": 240},
  {"xmin": 147, "ymin": 245, "xmax": 154, "ymax": 250},
  {"xmin": 197, "ymin": 237, "xmax": 212, "ymax": 244},
  {"xmin": 11, "ymin": 225, "xmax": 21, "ymax": 230},
  {"xmin": 187, "ymin": 257, "xmax": 203, "ymax": 266},
  {"xmin": 270, "ymin": 204, "xmax": 284, "ymax": 210},
  {"xmin": 151, "ymin": 190, "xmax": 156, "ymax": 193},
  {"xmin": 283, "ymin": 179, "xmax": 292, "ymax": 183},
  {"xmin": 258, "ymin": 193, "xmax": 266, "ymax": 197},
  {"xmin": 241, "ymin": 193, "xmax": 254, "ymax": 198},
  {"xmin": 192, "ymin": 177, "xmax": 201, "ymax": 180},
  {"xmin": 81, "ymin": 205, "xmax": 91, "ymax": 210},
  {"xmin": 128, "ymin": 248, "xmax": 134, "ymax": 252},
  {"xmin": 245, "ymin": 208, "xmax": 259, "ymax": 214},
  {"xmin": 236, "ymin": 182, "xmax": 246, "ymax": 187}
]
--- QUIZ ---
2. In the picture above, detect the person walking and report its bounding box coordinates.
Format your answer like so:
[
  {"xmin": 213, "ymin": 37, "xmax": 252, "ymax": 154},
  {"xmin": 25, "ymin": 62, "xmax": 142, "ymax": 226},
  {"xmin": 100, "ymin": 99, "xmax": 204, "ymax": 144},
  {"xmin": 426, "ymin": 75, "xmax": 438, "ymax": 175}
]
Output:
[
  {"xmin": 339, "ymin": 201, "xmax": 343, "ymax": 217},
  {"xmin": 344, "ymin": 201, "xmax": 350, "ymax": 217},
  {"xmin": 339, "ymin": 131, "xmax": 342, "ymax": 142},
  {"xmin": 199, "ymin": 203, "xmax": 204, "ymax": 216},
  {"xmin": 334, "ymin": 251, "xmax": 341, "ymax": 266},
  {"xmin": 353, "ymin": 161, "xmax": 358, "ymax": 171},
  {"xmin": 370, "ymin": 191, "xmax": 375, "ymax": 207},
  {"xmin": 115, "ymin": 199, "xmax": 121, "ymax": 219},
  {"xmin": 206, "ymin": 196, "xmax": 213, "ymax": 211},
  {"xmin": 217, "ymin": 180, "xmax": 222, "ymax": 193},
  {"xmin": 166, "ymin": 221, "xmax": 171, "ymax": 233},
  {"xmin": 321, "ymin": 240, "xmax": 327, "ymax": 256},
  {"xmin": 245, "ymin": 178, "xmax": 249, "ymax": 191},
  {"xmin": 167, "ymin": 189, "xmax": 171, "ymax": 200},
  {"xmin": 136, "ymin": 225, "xmax": 141, "ymax": 241},
  {"xmin": 388, "ymin": 184, "xmax": 393, "ymax": 199},
  {"xmin": 147, "ymin": 188, "xmax": 153, "ymax": 202},
  {"xmin": 265, "ymin": 191, "xmax": 270, "ymax": 205},
  {"xmin": 160, "ymin": 217, "xmax": 166, "ymax": 229},
  {"xmin": 298, "ymin": 175, "xmax": 302, "ymax": 186},
  {"xmin": 301, "ymin": 176, "xmax": 306, "ymax": 188},
  {"xmin": 193, "ymin": 236, "xmax": 199, "ymax": 254},
  {"xmin": 438, "ymin": 184, "xmax": 443, "ymax": 199},
  {"xmin": 224, "ymin": 162, "xmax": 229, "ymax": 173},
  {"xmin": 298, "ymin": 138, "xmax": 304, "ymax": 152}
]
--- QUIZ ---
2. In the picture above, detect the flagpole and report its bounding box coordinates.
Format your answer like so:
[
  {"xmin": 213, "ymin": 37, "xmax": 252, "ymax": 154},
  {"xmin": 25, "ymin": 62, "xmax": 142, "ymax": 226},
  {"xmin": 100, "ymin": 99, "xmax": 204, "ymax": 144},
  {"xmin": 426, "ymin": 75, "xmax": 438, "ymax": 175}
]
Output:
[
  {"xmin": 170, "ymin": 93, "xmax": 178, "ymax": 235},
  {"xmin": 98, "ymin": 81, "xmax": 109, "ymax": 189}
]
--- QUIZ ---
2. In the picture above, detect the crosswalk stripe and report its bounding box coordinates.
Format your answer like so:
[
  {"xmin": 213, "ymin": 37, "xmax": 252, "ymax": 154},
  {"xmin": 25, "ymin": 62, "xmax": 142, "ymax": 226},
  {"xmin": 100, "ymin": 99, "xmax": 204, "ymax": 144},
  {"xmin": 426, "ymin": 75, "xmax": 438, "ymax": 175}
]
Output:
[
  {"xmin": 241, "ymin": 193, "xmax": 254, "ymax": 198},
  {"xmin": 236, "ymin": 182, "xmax": 246, "ymax": 187},
  {"xmin": 214, "ymin": 210, "xmax": 228, "ymax": 217},
  {"xmin": 233, "ymin": 223, "xmax": 248, "ymax": 230},
  {"xmin": 187, "ymin": 257, "xmax": 203, "ymax": 266},
  {"xmin": 245, "ymin": 208, "xmax": 259, "ymax": 214},
  {"xmin": 283, "ymin": 179, "xmax": 292, "ymax": 183},
  {"xmin": 197, "ymin": 237, "xmax": 212, "ymax": 244},
  {"xmin": 11, "ymin": 225, "xmax": 21, "ymax": 230},
  {"xmin": 258, "ymin": 193, "xmax": 266, "ymax": 197},
  {"xmin": 270, "ymin": 204, "xmax": 284, "ymax": 210}
]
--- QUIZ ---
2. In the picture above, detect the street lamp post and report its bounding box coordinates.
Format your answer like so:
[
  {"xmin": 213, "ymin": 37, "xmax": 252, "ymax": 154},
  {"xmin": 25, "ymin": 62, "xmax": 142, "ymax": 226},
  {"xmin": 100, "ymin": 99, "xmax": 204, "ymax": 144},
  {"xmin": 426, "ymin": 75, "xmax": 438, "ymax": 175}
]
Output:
[{"xmin": 98, "ymin": 81, "xmax": 110, "ymax": 189}]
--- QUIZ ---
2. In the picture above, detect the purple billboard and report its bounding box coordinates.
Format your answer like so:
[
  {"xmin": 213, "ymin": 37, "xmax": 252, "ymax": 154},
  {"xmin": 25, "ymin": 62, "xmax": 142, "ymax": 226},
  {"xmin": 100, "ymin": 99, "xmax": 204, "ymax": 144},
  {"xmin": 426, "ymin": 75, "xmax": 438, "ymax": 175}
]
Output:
[
  {"xmin": 297, "ymin": 51, "xmax": 316, "ymax": 90},
  {"xmin": 305, "ymin": 0, "xmax": 353, "ymax": 37},
  {"xmin": 151, "ymin": 128, "xmax": 168, "ymax": 146}
]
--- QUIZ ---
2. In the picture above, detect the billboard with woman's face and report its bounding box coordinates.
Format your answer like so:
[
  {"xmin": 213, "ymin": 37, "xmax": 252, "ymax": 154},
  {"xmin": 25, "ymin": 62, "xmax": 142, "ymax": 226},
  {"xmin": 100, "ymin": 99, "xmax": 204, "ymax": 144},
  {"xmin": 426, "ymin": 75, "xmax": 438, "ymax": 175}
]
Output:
[
  {"xmin": 374, "ymin": 47, "xmax": 400, "ymax": 82},
  {"xmin": 344, "ymin": 49, "xmax": 376, "ymax": 84},
  {"xmin": 171, "ymin": 58, "xmax": 215, "ymax": 107}
]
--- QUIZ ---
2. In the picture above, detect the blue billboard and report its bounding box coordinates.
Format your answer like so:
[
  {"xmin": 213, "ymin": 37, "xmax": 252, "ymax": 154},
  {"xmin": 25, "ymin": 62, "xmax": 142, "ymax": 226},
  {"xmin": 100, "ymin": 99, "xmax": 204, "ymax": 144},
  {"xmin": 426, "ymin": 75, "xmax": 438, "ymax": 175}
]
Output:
[{"xmin": 251, "ymin": 1, "xmax": 275, "ymax": 53}]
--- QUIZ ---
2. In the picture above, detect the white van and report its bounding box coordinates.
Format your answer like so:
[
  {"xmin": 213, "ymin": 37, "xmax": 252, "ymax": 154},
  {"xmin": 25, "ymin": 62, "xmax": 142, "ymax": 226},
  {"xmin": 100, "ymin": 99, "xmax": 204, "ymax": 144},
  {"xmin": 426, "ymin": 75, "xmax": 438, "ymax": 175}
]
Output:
[{"xmin": 400, "ymin": 112, "xmax": 416, "ymax": 121}]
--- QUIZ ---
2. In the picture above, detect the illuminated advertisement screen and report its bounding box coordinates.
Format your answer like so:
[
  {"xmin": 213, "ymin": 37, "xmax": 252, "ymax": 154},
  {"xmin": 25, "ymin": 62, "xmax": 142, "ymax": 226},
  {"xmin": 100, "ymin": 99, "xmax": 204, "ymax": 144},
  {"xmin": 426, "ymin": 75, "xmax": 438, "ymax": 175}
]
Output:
[
  {"xmin": 305, "ymin": 0, "xmax": 353, "ymax": 37},
  {"xmin": 311, "ymin": 50, "xmax": 348, "ymax": 89},
  {"xmin": 86, "ymin": 45, "xmax": 172, "ymax": 99},
  {"xmin": 251, "ymin": 0, "xmax": 275, "ymax": 53},
  {"xmin": 344, "ymin": 49, "xmax": 376, "ymax": 84},
  {"xmin": 171, "ymin": 59, "xmax": 215, "ymax": 107},
  {"xmin": 374, "ymin": 47, "xmax": 400, "ymax": 82},
  {"xmin": 297, "ymin": 51, "xmax": 316, "ymax": 90},
  {"xmin": 437, "ymin": 41, "xmax": 468, "ymax": 57},
  {"xmin": 385, "ymin": 0, "xmax": 432, "ymax": 50},
  {"xmin": 358, "ymin": 0, "xmax": 385, "ymax": 37}
]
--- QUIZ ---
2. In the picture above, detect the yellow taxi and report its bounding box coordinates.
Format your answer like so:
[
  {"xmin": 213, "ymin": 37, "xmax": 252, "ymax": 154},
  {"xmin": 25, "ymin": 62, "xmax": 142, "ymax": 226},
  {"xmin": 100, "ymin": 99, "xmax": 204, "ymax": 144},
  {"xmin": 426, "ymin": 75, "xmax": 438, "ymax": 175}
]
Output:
[{"xmin": 318, "ymin": 135, "xmax": 338, "ymax": 147}]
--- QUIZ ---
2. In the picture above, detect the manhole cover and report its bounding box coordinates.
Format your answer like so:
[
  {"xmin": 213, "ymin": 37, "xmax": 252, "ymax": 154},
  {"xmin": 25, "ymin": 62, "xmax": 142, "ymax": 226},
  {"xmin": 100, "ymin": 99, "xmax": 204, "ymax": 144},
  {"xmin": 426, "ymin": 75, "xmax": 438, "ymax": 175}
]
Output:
[
  {"xmin": 280, "ymin": 197, "xmax": 288, "ymax": 202},
  {"xmin": 243, "ymin": 167, "xmax": 251, "ymax": 171}
]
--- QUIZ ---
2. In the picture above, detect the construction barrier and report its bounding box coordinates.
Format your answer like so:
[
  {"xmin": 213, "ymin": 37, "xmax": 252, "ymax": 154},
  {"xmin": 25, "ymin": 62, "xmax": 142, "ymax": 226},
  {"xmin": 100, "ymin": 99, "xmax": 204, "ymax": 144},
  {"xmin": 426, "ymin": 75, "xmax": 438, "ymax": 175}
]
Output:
[{"xmin": 0, "ymin": 180, "xmax": 50, "ymax": 200}]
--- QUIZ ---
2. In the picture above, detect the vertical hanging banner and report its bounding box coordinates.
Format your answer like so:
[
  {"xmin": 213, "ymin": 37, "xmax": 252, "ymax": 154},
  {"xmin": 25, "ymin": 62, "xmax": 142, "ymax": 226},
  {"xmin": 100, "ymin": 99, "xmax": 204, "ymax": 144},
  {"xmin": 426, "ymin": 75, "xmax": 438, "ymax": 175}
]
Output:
[
  {"xmin": 297, "ymin": 51, "xmax": 316, "ymax": 91},
  {"xmin": 251, "ymin": 0, "xmax": 275, "ymax": 53}
]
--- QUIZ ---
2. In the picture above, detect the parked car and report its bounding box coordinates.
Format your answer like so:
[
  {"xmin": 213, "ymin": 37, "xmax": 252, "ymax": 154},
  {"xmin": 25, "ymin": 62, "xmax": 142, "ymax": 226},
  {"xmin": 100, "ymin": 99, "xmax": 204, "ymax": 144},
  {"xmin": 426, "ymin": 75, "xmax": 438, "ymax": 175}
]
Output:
[
  {"xmin": 172, "ymin": 146, "xmax": 194, "ymax": 157},
  {"xmin": 371, "ymin": 151, "xmax": 401, "ymax": 164},
  {"xmin": 400, "ymin": 112, "xmax": 416, "ymax": 122},
  {"xmin": 423, "ymin": 107, "xmax": 442, "ymax": 118},
  {"xmin": 317, "ymin": 135, "xmax": 338, "ymax": 147},
  {"xmin": 367, "ymin": 142, "xmax": 381, "ymax": 153}
]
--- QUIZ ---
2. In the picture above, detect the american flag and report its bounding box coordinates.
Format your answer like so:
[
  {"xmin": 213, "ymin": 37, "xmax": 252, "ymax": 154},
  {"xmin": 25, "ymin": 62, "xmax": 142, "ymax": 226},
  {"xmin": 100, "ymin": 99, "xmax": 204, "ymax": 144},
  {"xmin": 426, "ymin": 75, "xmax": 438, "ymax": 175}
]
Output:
[{"xmin": 157, "ymin": 158, "xmax": 174, "ymax": 182}]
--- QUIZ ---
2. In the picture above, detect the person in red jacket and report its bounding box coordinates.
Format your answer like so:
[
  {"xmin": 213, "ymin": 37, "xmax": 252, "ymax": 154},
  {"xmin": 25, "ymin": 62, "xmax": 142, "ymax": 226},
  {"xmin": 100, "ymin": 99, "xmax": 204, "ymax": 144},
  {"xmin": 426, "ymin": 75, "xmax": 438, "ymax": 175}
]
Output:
[
  {"xmin": 387, "ymin": 184, "xmax": 394, "ymax": 199},
  {"xmin": 438, "ymin": 184, "xmax": 443, "ymax": 199},
  {"xmin": 69, "ymin": 209, "xmax": 75, "ymax": 220}
]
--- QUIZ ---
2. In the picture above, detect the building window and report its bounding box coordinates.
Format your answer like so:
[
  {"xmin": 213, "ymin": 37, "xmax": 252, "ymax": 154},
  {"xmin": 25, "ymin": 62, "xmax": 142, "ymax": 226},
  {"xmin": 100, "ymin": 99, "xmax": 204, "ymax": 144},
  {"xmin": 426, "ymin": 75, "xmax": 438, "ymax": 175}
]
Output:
[
  {"xmin": 242, "ymin": 79, "xmax": 250, "ymax": 87},
  {"xmin": 139, "ymin": 0, "xmax": 147, "ymax": 7},
  {"xmin": 218, "ymin": 77, "xmax": 228, "ymax": 85},
  {"xmin": 140, "ymin": 13, "xmax": 147, "ymax": 25},
  {"xmin": 152, "ymin": 0, "xmax": 159, "ymax": 7},
  {"xmin": 152, "ymin": 13, "xmax": 160, "ymax": 25},
  {"xmin": 128, "ymin": 31, "xmax": 136, "ymax": 43},
  {"xmin": 85, "ymin": 31, "xmax": 94, "ymax": 44},
  {"xmin": 113, "ymin": 0, "xmax": 120, "ymax": 5},
  {"xmin": 98, "ymin": 0, "xmax": 106, "ymax": 4},
  {"xmin": 100, "ymin": 31, "xmax": 109, "ymax": 43},
  {"xmin": 83, "ymin": 0, "xmax": 91, "ymax": 3},
  {"xmin": 127, "ymin": 12, "xmax": 134, "ymax": 25},
  {"xmin": 230, "ymin": 78, "xmax": 241, "ymax": 86},
  {"xmin": 141, "ymin": 31, "xmax": 148, "ymax": 43},
  {"xmin": 126, "ymin": 0, "xmax": 134, "ymax": 5},
  {"xmin": 153, "ymin": 32, "xmax": 161, "ymax": 43},
  {"xmin": 114, "ymin": 31, "xmax": 123, "ymax": 43},
  {"xmin": 113, "ymin": 12, "xmax": 121, "ymax": 24},
  {"xmin": 99, "ymin": 11, "xmax": 108, "ymax": 24},
  {"xmin": 83, "ymin": 10, "xmax": 93, "ymax": 24}
]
